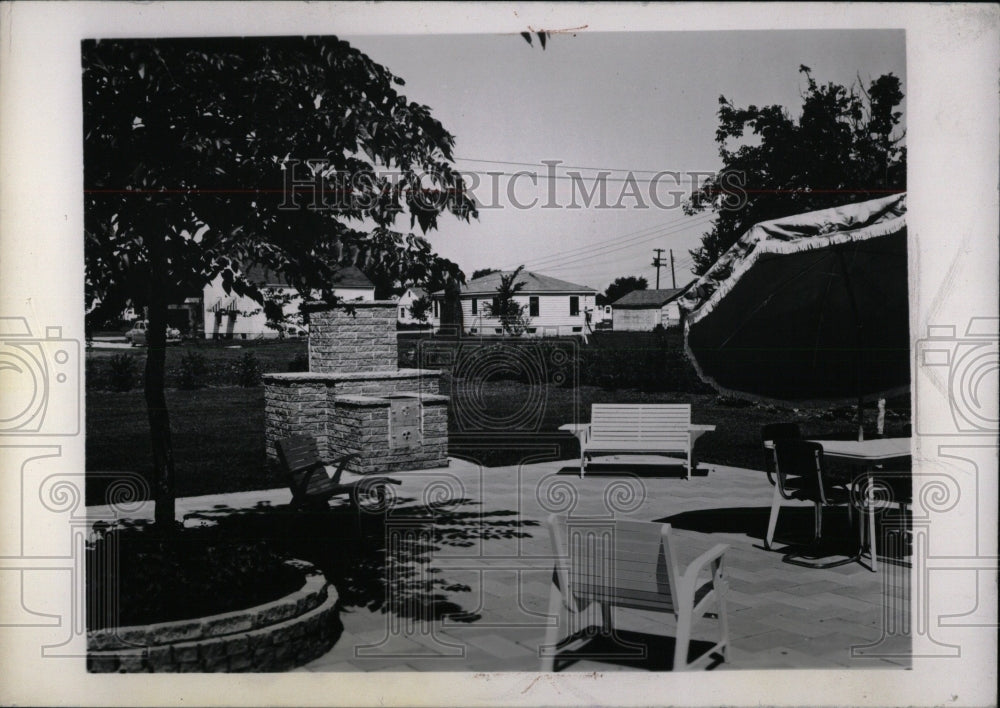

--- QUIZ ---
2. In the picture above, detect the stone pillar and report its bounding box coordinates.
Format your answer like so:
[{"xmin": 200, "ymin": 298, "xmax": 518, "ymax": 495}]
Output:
[{"xmin": 306, "ymin": 301, "xmax": 398, "ymax": 373}]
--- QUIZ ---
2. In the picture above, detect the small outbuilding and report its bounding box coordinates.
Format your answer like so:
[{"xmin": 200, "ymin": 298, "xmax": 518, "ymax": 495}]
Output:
[{"xmin": 611, "ymin": 284, "xmax": 694, "ymax": 331}]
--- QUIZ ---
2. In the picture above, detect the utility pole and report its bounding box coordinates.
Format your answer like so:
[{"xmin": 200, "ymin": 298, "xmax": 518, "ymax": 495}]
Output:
[
  {"xmin": 669, "ymin": 249, "xmax": 676, "ymax": 289},
  {"xmin": 652, "ymin": 248, "xmax": 666, "ymax": 289}
]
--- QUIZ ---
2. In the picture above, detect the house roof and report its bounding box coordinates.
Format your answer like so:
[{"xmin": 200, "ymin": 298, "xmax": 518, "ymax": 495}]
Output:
[
  {"xmin": 611, "ymin": 283, "xmax": 695, "ymax": 309},
  {"xmin": 241, "ymin": 264, "xmax": 375, "ymax": 290},
  {"xmin": 434, "ymin": 270, "xmax": 596, "ymax": 297},
  {"xmin": 407, "ymin": 287, "xmax": 428, "ymax": 299}
]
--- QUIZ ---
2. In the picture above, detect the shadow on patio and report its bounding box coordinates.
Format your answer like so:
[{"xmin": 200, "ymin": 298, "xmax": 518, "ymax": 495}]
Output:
[{"xmin": 187, "ymin": 497, "xmax": 540, "ymax": 625}]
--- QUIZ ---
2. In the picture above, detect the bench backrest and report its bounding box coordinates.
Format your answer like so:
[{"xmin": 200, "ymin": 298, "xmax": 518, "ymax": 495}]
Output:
[
  {"xmin": 549, "ymin": 515, "xmax": 683, "ymax": 614},
  {"xmin": 276, "ymin": 436, "xmax": 328, "ymax": 496},
  {"xmin": 590, "ymin": 404, "xmax": 691, "ymax": 447}
]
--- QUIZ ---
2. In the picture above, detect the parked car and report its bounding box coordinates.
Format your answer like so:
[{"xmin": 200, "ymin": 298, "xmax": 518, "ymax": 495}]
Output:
[{"xmin": 126, "ymin": 320, "xmax": 182, "ymax": 346}]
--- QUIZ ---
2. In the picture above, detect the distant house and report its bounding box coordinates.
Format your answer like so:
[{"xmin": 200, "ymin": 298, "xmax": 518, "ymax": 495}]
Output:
[
  {"xmin": 396, "ymin": 286, "xmax": 436, "ymax": 325},
  {"xmin": 202, "ymin": 264, "xmax": 375, "ymax": 339},
  {"xmin": 592, "ymin": 303, "xmax": 613, "ymax": 326},
  {"xmin": 431, "ymin": 270, "xmax": 597, "ymax": 336},
  {"xmin": 611, "ymin": 284, "xmax": 694, "ymax": 331}
]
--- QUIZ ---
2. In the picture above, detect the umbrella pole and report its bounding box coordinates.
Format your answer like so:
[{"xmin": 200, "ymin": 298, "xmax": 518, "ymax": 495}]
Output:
[{"xmin": 836, "ymin": 248, "xmax": 866, "ymax": 442}]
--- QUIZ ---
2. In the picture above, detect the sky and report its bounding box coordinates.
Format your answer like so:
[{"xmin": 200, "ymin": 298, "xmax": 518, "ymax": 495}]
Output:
[{"xmin": 345, "ymin": 30, "xmax": 906, "ymax": 293}]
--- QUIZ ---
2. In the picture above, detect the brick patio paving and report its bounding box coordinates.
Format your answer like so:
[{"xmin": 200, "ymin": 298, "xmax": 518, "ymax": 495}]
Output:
[{"xmin": 93, "ymin": 455, "xmax": 912, "ymax": 672}]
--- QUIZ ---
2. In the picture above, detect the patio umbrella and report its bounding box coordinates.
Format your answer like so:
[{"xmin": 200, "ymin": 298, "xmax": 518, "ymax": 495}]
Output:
[{"xmin": 679, "ymin": 193, "xmax": 909, "ymax": 438}]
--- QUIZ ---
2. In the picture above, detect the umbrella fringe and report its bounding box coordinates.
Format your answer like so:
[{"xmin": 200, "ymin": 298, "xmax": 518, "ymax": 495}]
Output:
[{"xmin": 681, "ymin": 194, "xmax": 907, "ymax": 327}]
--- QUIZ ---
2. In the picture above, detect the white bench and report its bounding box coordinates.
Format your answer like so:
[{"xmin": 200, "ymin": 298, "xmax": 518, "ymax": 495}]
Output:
[{"xmin": 561, "ymin": 404, "xmax": 714, "ymax": 479}]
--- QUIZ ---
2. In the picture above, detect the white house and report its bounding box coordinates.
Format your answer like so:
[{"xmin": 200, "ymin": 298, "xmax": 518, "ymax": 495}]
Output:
[
  {"xmin": 202, "ymin": 264, "xmax": 375, "ymax": 339},
  {"xmin": 610, "ymin": 284, "xmax": 693, "ymax": 331},
  {"xmin": 396, "ymin": 286, "xmax": 436, "ymax": 326},
  {"xmin": 432, "ymin": 270, "xmax": 597, "ymax": 336}
]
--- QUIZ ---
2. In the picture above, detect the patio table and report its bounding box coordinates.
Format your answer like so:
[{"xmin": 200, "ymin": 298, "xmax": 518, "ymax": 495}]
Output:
[{"xmin": 765, "ymin": 437, "xmax": 911, "ymax": 570}]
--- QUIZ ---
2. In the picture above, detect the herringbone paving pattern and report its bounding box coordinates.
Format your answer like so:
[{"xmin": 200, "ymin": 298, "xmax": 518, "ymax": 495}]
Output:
[{"xmin": 297, "ymin": 455, "xmax": 912, "ymax": 672}]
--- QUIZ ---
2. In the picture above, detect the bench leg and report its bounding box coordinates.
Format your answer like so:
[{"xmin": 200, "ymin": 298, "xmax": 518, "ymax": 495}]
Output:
[
  {"xmin": 765, "ymin": 484, "xmax": 782, "ymax": 550},
  {"xmin": 541, "ymin": 583, "xmax": 564, "ymax": 671},
  {"xmin": 867, "ymin": 494, "xmax": 878, "ymax": 573},
  {"xmin": 600, "ymin": 602, "xmax": 614, "ymax": 635},
  {"xmin": 673, "ymin": 606, "xmax": 692, "ymax": 671},
  {"xmin": 579, "ymin": 450, "xmax": 586, "ymax": 479}
]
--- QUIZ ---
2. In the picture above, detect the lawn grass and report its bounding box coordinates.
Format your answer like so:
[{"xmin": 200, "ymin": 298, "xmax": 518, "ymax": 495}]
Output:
[
  {"xmin": 87, "ymin": 339, "xmax": 307, "ymax": 390},
  {"xmin": 86, "ymin": 387, "xmax": 272, "ymax": 506}
]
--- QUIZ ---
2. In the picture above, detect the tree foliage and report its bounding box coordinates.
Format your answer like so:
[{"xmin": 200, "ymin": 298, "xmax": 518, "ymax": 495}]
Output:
[
  {"xmin": 487, "ymin": 266, "xmax": 531, "ymax": 335},
  {"xmin": 600, "ymin": 275, "xmax": 648, "ymax": 306},
  {"xmin": 471, "ymin": 268, "xmax": 500, "ymax": 280},
  {"xmin": 83, "ymin": 36, "xmax": 477, "ymax": 525},
  {"xmin": 687, "ymin": 67, "xmax": 905, "ymax": 276},
  {"xmin": 408, "ymin": 295, "xmax": 433, "ymax": 323}
]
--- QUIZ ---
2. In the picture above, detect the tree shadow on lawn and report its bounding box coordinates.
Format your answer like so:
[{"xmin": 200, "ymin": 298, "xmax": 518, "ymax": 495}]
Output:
[{"xmin": 189, "ymin": 497, "xmax": 539, "ymax": 625}]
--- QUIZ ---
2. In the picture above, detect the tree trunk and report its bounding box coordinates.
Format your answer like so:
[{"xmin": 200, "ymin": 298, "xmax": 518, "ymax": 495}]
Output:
[{"xmin": 145, "ymin": 236, "xmax": 177, "ymax": 528}]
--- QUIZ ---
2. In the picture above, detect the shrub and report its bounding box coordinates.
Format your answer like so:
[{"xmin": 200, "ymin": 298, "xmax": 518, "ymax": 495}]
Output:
[
  {"xmin": 287, "ymin": 352, "xmax": 309, "ymax": 372},
  {"xmin": 107, "ymin": 353, "xmax": 138, "ymax": 392},
  {"xmin": 577, "ymin": 330, "xmax": 710, "ymax": 394},
  {"xmin": 716, "ymin": 394, "xmax": 753, "ymax": 408},
  {"xmin": 236, "ymin": 352, "xmax": 262, "ymax": 387},
  {"xmin": 177, "ymin": 351, "xmax": 208, "ymax": 389},
  {"xmin": 87, "ymin": 524, "xmax": 301, "ymax": 630}
]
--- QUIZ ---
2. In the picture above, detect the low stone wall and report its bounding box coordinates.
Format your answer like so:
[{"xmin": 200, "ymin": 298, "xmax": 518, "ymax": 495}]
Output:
[
  {"xmin": 87, "ymin": 560, "xmax": 338, "ymax": 673},
  {"xmin": 331, "ymin": 394, "xmax": 449, "ymax": 474},
  {"xmin": 263, "ymin": 369, "xmax": 441, "ymax": 460}
]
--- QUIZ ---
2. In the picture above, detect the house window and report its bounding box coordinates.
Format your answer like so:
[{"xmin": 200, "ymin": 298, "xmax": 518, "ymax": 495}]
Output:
[
  {"xmin": 572, "ymin": 326, "xmax": 582, "ymax": 333},
  {"xmin": 529, "ymin": 296, "xmax": 539, "ymax": 317},
  {"xmin": 469, "ymin": 327, "xmax": 478, "ymax": 334},
  {"xmin": 400, "ymin": 307, "xmax": 405, "ymax": 318},
  {"xmin": 495, "ymin": 328, "xmax": 503, "ymax": 334},
  {"xmin": 492, "ymin": 297, "xmax": 500, "ymax": 314},
  {"xmin": 471, "ymin": 299, "xmax": 478, "ymax": 315},
  {"xmin": 433, "ymin": 300, "xmax": 439, "ymax": 317},
  {"xmin": 527, "ymin": 327, "xmax": 537, "ymax": 334},
  {"xmin": 569, "ymin": 296, "xmax": 580, "ymax": 316}
]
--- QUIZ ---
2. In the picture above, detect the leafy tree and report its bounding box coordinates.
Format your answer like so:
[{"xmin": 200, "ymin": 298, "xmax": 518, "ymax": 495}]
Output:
[
  {"xmin": 84, "ymin": 37, "xmax": 476, "ymax": 526},
  {"xmin": 408, "ymin": 295, "xmax": 433, "ymax": 323},
  {"xmin": 600, "ymin": 276, "xmax": 648, "ymax": 306},
  {"xmin": 487, "ymin": 266, "xmax": 531, "ymax": 335},
  {"xmin": 471, "ymin": 268, "xmax": 500, "ymax": 280},
  {"xmin": 359, "ymin": 234, "xmax": 463, "ymax": 300},
  {"xmin": 687, "ymin": 66, "xmax": 905, "ymax": 275}
]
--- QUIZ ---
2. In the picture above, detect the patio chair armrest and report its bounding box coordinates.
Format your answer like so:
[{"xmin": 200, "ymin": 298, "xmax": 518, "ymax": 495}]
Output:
[
  {"xmin": 324, "ymin": 453, "xmax": 358, "ymax": 485},
  {"xmin": 294, "ymin": 463, "xmax": 327, "ymax": 500},
  {"xmin": 681, "ymin": 543, "xmax": 730, "ymax": 590}
]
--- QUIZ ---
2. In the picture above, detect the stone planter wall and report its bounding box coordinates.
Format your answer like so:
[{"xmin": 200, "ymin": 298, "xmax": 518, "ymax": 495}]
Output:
[{"xmin": 87, "ymin": 560, "xmax": 338, "ymax": 673}]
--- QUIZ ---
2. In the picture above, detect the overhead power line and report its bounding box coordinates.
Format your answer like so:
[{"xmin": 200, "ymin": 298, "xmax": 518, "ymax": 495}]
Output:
[
  {"xmin": 509, "ymin": 210, "xmax": 714, "ymax": 271},
  {"xmin": 528, "ymin": 214, "xmax": 712, "ymax": 274},
  {"xmin": 458, "ymin": 168, "xmax": 709, "ymax": 184},
  {"xmin": 456, "ymin": 156, "xmax": 710, "ymax": 176}
]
